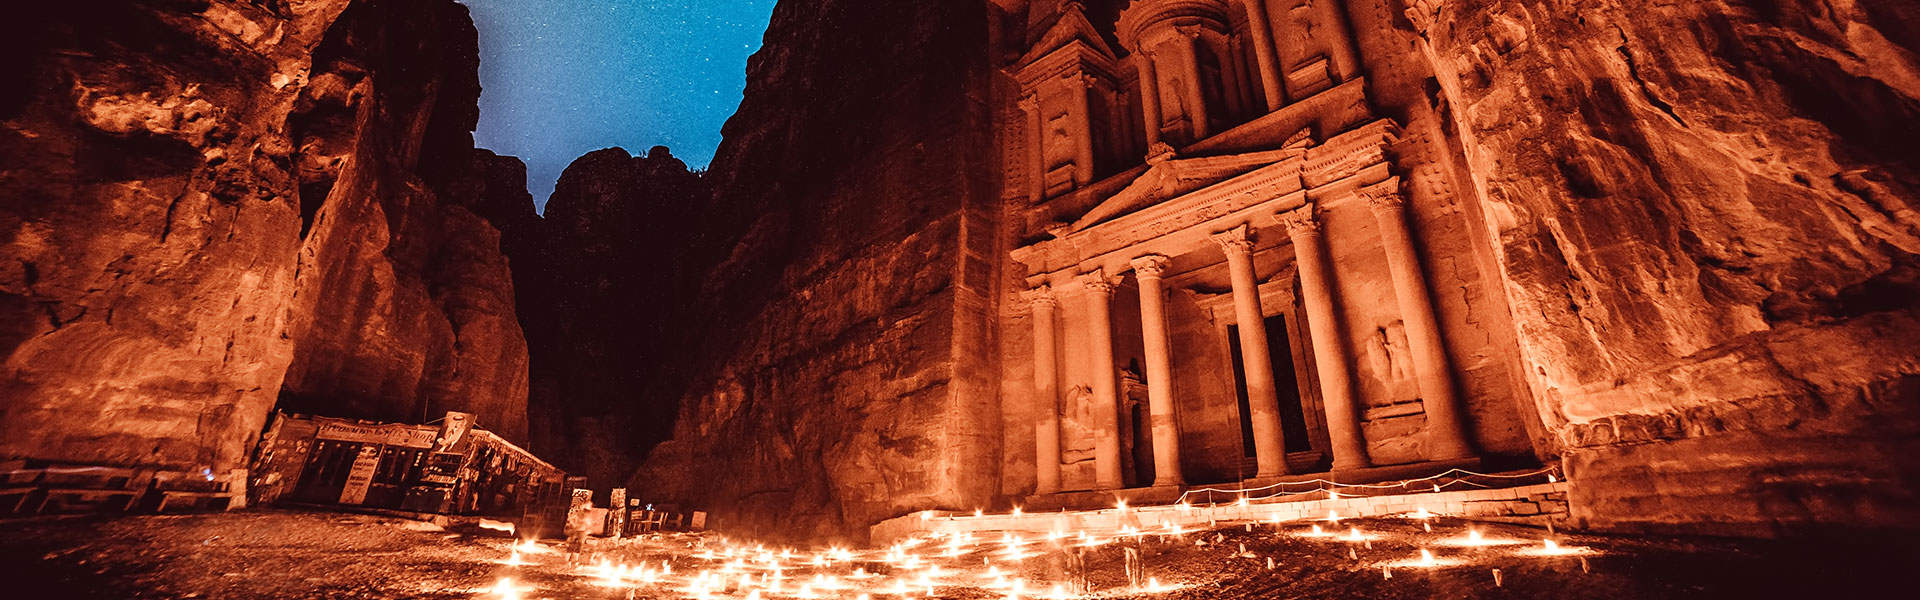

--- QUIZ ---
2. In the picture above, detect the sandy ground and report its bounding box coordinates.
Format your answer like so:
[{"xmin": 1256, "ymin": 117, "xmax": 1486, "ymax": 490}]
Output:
[{"xmin": 0, "ymin": 508, "xmax": 1910, "ymax": 599}]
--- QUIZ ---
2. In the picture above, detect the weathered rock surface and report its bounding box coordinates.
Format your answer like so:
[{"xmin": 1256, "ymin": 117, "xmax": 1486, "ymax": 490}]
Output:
[
  {"xmin": 628, "ymin": 0, "xmax": 1002, "ymax": 542},
  {"xmin": 623, "ymin": 0, "xmax": 1918, "ymax": 542},
  {"xmin": 275, "ymin": 0, "xmax": 528, "ymax": 442},
  {"xmin": 0, "ymin": 0, "xmax": 528, "ymax": 477},
  {"xmin": 507, "ymin": 145, "xmax": 710, "ymax": 488},
  {"xmin": 1409, "ymin": 0, "xmax": 1920, "ymax": 535}
]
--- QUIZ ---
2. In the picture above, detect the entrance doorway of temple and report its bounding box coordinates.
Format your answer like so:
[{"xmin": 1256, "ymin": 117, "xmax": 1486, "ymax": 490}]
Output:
[
  {"xmin": 1129, "ymin": 402, "xmax": 1155, "ymax": 486},
  {"xmin": 1229, "ymin": 314, "xmax": 1315, "ymax": 462}
]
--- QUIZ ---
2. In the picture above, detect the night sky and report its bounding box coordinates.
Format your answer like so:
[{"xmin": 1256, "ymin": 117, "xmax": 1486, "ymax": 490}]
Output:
[{"xmin": 459, "ymin": 0, "xmax": 777, "ymax": 211}]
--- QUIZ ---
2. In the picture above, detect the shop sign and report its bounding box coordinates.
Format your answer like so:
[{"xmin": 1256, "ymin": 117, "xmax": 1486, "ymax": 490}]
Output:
[
  {"xmin": 337, "ymin": 446, "xmax": 382, "ymax": 505},
  {"xmin": 432, "ymin": 411, "xmax": 474, "ymax": 454},
  {"xmin": 316, "ymin": 421, "xmax": 436, "ymax": 448}
]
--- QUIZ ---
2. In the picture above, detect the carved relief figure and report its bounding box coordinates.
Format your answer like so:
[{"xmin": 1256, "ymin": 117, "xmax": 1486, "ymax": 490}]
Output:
[
  {"xmin": 1363, "ymin": 320, "xmax": 1418, "ymax": 404},
  {"xmin": 1059, "ymin": 384, "xmax": 1100, "ymax": 462}
]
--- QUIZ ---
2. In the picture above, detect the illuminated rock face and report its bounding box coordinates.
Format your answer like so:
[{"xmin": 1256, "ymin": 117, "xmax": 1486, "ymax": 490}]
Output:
[
  {"xmin": 639, "ymin": 0, "xmax": 1917, "ymax": 541},
  {"xmin": 628, "ymin": 0, "xmax": 1002, "ymax": 542},
  {"xmin": 1410, "ymin": 0, "xmax": 1920, "ymax": 536},
  {"xmin": 0, "ymin": 0, "xmax": 528, "ymax": 476},
  {"xmin": 276, "ymin": 0, "xmax": 528, "ymax": 444}
]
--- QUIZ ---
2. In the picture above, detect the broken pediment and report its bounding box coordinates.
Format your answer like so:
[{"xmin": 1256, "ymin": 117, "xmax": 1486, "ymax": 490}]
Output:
[{"xmin": 1018, "ymin": 1, "xmax": 1117, "ymax": 67}]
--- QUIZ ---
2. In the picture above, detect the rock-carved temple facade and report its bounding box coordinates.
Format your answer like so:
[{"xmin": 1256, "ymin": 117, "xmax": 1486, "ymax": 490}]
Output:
[{"xmin": 992, "ymin": 0, "xmax": 1538, "ymax": 502}]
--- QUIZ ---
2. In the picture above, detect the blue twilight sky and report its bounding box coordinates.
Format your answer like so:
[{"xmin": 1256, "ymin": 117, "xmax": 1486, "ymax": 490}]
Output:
[{"xmin": 459, "ymin": 0, "xmax": 778, "ymax": 211}]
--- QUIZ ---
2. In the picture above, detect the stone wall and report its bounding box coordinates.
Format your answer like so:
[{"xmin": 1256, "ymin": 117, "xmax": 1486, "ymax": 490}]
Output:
[
  {"xmin": 628, "ymin": 0, "xmax": 1002, "ymax": 543},
  {"xmin": 872, "ymin": 480, "xmax": 1574, "ymax": 543},
  {"xmin": 1409, "ymin": 0, "xmax": 1920, "ymax": 536},
  {"xmin": 0, "ymin": 0, "xmax": 529, "ymax": 477}
]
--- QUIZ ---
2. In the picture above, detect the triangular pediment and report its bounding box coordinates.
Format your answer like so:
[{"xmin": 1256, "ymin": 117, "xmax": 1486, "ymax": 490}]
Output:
[
  {"xmin": 1068, "ymin": 149, "xmax": 1299, "ymax": 231},
  {"xmin": 1019, "ymin": 3, "xmax": 1116, "ymax": 67}
]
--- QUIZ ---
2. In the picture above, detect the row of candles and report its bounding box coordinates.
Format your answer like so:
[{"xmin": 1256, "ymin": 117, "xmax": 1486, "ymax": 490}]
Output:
[{"xmin": 489, "ymin": 500, "xmax": 1592, "ymax": 599}]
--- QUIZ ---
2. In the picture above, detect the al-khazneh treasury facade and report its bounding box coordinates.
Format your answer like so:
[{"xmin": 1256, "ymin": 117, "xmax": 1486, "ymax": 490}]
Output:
[{"xmin": 988, "ymin": 0, "xmax": 1544, "ymax": 502}]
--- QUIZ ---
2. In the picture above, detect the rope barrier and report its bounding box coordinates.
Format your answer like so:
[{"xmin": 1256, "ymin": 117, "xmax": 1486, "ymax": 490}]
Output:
[{"xmin": 1175, "ymin": 466, "xmax": 1561, "ymax": 505}]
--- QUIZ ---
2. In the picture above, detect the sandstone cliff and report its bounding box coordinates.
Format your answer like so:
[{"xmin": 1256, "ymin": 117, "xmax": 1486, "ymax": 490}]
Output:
[
  {"xmin": 629, "ymin": 0, "xmax": 1003, "ymax": 541},
  {"xmin": 0, "ymin": 0, "xmax": 529, "ymax": 478},
  {"xmin": 507, "ymin": 146, "xmax": 711, "ymax": 489},
  {"xmin": 626, "ymin": 0, "xmax": 1919, "ymax": 542},
  {"xmin": 1408, "ymin": 0, "xmax": 1920, "ymax": 535}
]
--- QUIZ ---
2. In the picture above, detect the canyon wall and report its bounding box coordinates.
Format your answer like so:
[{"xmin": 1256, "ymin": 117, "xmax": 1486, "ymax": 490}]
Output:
[
  {"xmin": 0, "ymin": 0, "xmax": 528, "ymax": 478},
  {"xmin": 629, "ymin": 0, "xmax": 1003, "ymax": 542},
  {"xmin": 508, "ymin": 146, "xmax": 711, "ymax": 489},
  {"xmin": 1408, "ymin": 0, "xmax": 1920, "ymax": 536}
]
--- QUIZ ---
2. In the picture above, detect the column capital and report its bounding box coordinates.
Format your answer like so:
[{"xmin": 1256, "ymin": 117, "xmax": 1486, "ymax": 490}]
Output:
[
  {"xmin": 1070, "ymin": 72, "xmax": 1102, "ymax": 89},
  {"xmin": 1077, "ymin": 269, "xmax": 1121, "ymax": 296},
  {"xmin": 1211, "ymin": 224, "xmax": 1255, "ymax": 256},
  {"xmin": 1023, "ymin": 285, "xmax": 1058, "ymax": 310},
  {"xmin": 1361, "ymin": 187, "xmax": 1407, "ymax": 214},
  {"xmin": 1018, "ymin": 93, "xmax": 1039, "ymax": 113},
  {"xmin": 1278, "ymin": 208, "xmax": 1321, "ymax": 237},
  {"xmin": 1129, "ymin": 255, "xmax": 1171, "ymax": 279}
]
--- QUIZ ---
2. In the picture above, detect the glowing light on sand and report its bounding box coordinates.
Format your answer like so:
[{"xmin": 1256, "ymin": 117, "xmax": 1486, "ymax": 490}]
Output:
[
  {"xmin": 1438, "ymin": 527, "xmax": 1524, "ymax": 548},
  {"xmin": 1520, "ymin": 538, "xmax": 1596, "ymax": 557},
  {"xmin": 492, "ymin": 577, "xmax": 521, "ymax": 600}
]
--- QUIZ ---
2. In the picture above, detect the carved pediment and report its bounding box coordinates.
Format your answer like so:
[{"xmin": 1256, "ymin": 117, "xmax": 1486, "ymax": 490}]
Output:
[{"xmin": 1068, "ymin": 149, "xmax": 1302, "ymax": 231}]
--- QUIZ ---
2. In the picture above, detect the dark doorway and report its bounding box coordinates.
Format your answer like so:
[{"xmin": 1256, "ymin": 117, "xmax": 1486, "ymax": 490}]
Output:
[
  {"xmin": 1130, "ymin": 402, "xmax": 1155, "ymax": 486},
  {"xmin": 290, "ymin": 440, "xmax": 361, "ymax": 504},
  {"xmin": 1229, "ymin": 314, "xmax": 1313, "ymax": 454}
]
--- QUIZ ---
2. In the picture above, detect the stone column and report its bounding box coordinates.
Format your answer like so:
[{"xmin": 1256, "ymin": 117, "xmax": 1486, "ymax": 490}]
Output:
[
  {"xmin": 1130, "ymin": 255, "xmax": 1184, "ymax": 487},
  {"xmin": 1212, "ymin": 226, "xmax": 1289, "ymax": 478},
  {"xmin": 1280, "ymin": 208, "xmax": 1371, "ymax": 471},
  {"xmin": 1027, "ymin": 286, "xmax": 1064, "ymax": 494},
  {"xmin": 1173, "ymin": 28, "xmax": 1212, "ymax": 139},
  {"xmin": 1078, "ymin": 270, "xmax": 1126, "ymax": 489},
  {"xmin": 1214, "ymin": 34, "xmax": 1246, "ymax": 118},
  {"xmin": 1070, "ymin": 75, "xmax": 1098, "ymax": 186},
  {"xmin": 1239, "ymin": 0, "xmax": 1287, "ymax": 110},
  {"xmin": 1134, "ymin": 47, "xmax": 1164, "ymax": 151},
  {"xmin": 1020, "ymin": 93, "xmax": 1045, "ymax": 202},
  {"xmin": 1316, "ymin": 0, "xmax": 1363, "ymax": 81},
  {"xmin": 1363, "ymin": 187, "xmax": 1474, "ymax": 460}
]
